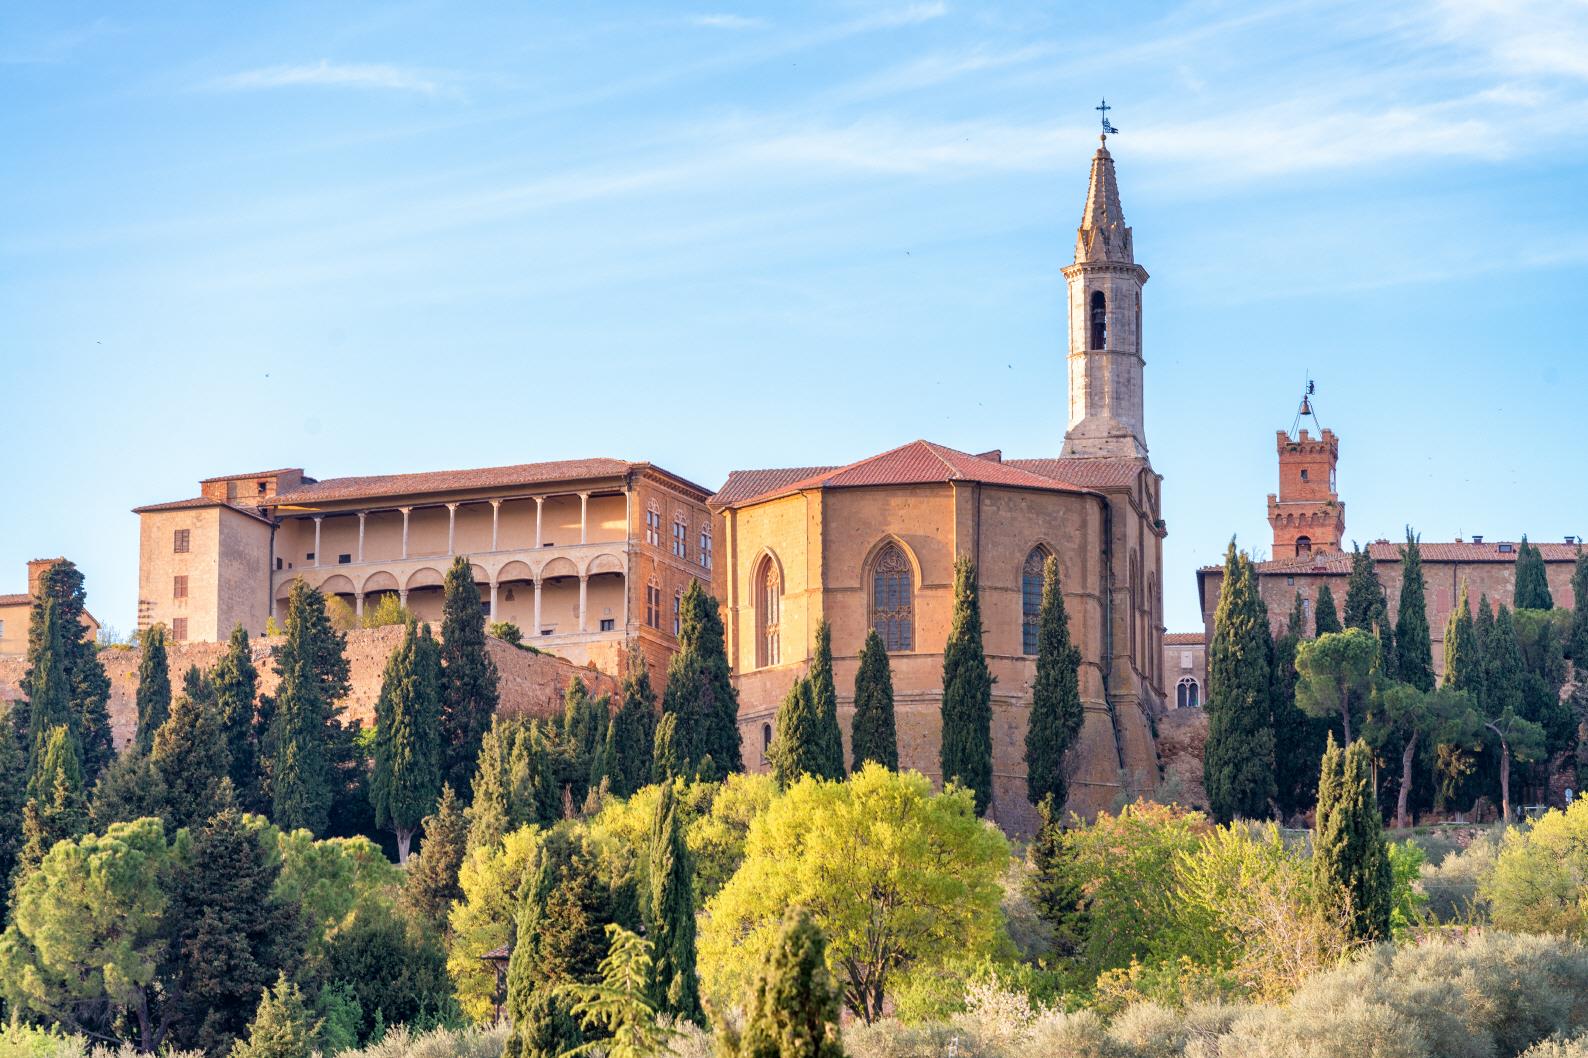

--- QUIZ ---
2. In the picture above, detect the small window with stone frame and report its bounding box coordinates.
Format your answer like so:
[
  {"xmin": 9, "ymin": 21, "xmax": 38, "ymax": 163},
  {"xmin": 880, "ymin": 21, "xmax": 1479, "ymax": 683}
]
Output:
[{"xmin": 173, "ymin": 529, "xmax": 191, "ymax": 553}]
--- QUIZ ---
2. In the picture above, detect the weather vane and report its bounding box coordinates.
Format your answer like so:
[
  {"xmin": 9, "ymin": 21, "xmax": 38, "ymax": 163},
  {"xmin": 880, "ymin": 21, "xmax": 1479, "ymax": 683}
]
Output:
[{"xmin": 1097, "ymin": 98, "xmax": 1119, "ymax": 136}]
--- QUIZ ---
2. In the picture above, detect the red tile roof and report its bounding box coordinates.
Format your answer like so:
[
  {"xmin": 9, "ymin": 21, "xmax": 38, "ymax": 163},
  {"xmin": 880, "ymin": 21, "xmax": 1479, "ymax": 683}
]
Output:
[
  {"xmin": 199, "ymin": 468, "xmax": 305, "ymax": 484},
  {"xmin": 1006, "ymin": 457, "xmax": 1145, "ymax": 489},
  {"xmin": 258, "ymin": 457, "xmax": 713, "ymax": 507},
  {"xmin": 1164, "ymin": 632, "xmax": 1204, "ymax": 645},
  {"xmin": 1209, "ymin": 540, "xmax": 1587, "ymax": 578},
  {"xmin": 716, "ymin": 441, "xmax": 1094, "ymax": 508},
  {"xmin": 711, "ymin": 466, "xmax": 838, "ymax": 508},
  {"xmin": 130, "ymin": 497, "xmax": 275, "ymax": 523},
  {"xmin": 0, "ymin": 593, "xmax": 31, "ymax": 608}
]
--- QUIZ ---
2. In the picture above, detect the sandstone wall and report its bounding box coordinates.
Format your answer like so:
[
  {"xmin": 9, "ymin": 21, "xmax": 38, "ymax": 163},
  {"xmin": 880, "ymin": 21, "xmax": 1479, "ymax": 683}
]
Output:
[{"xmin": 0, "ymin": 627, "xmax": 621, "ymax": 748}]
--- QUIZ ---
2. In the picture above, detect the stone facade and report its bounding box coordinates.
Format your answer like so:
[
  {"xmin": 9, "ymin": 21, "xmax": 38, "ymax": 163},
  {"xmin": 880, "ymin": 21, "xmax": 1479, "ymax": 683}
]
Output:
[
  {"xmin": 0, "ymin": 559, "xmax": 101, "ymax": 657},
  {"xmin": 0, "ymin": 625, "xmax": 619, "ymax": 749},
  {"xmin": 1267, "ymin": 428, "xmax": 1344, "ymax": 558},
  {"xmin": 133, "ymin": 459, "xmax": 714, "ymax": 683},
  {"xmin": 1163, "ymin": 632, "xmax": 1205, "ymax": 708}
]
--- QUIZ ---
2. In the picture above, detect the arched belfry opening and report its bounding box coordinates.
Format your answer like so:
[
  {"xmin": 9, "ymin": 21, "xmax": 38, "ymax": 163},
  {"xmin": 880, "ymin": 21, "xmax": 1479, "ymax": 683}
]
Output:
[{"xmin": 1089, "ymin": 290, "xmax": 1107, "ymax": 350}]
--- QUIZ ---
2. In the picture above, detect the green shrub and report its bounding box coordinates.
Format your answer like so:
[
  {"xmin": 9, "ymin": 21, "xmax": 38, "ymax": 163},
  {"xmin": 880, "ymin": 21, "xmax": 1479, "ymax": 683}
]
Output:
[{"xmin": 1418, "ymin": 831, "xmax": 1499, "ymax": 923}]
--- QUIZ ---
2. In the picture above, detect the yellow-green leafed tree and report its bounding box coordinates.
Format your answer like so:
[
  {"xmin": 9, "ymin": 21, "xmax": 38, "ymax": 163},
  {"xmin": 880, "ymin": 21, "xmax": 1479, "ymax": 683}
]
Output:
[
  {"xmin": 700, "ymin": 763, "xmax": 1009, "ymax": 1024},
  {"xmin": 1485, "ymin": 798, "xmax": 1588, "ymax": 938},
  {"xmin": 447, "ymin": 823, "xmax": 545, "ymax": 1022}
]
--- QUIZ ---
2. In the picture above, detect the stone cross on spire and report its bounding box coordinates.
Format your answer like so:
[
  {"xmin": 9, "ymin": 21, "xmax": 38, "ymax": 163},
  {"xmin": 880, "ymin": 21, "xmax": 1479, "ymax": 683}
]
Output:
[{"xmin": 1075, "ymin": 139, "xmax": 1134, "ymax": 265}]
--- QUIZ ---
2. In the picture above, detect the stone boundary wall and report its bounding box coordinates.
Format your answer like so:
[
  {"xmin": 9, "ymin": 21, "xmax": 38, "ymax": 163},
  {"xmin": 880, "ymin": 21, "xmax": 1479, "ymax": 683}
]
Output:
[{"xmin": 0, "ymin": 626, "xmax": 621, "ymax": 748}]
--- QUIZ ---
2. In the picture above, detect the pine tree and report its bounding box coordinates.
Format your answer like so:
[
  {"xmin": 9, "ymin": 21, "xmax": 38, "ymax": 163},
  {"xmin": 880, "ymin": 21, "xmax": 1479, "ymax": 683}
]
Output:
[
  {"xmin": 940, "ymin": 555, "xmax": 994, "ymax": 816},
  {"xmin": 25, "ymin": 560, "xmax": 113, "ymax": 783},
  {"xmin": 135, "ymin": 624, "xmax": 172, "ymax": 754},
  {"xmin": 602, "ymin": 652, "xmax": 657, "ymax": 798},
  {"xmin": 647, "ymin": 782, "xmax": 703, "ymax": 1024},
  {"xmin": 849, "ymin": 629, "xmax": 898, "ymax": 772},
  {"xmin": 1569, "ymin": 552, "xmax": 1588, "ymax": 663},
  {"xmin": 1484, "ymin": 604, "xmax": 1542, "ymax": 821},
  {"xmin": 0, "ymin": 709, "xmax": 27, "ymax": 919},
  {"xmin": 19, "ymin": 725, "xmax": 88, "ymax": 874},
  {"xmin": 771, "ymin": 678, "xmax": 831, "ymax": 790},
  {"xmin": 165, "ymin": 809, "xmax": 303, "ymax": 1055},
  {"xmin": 151, "ymin": 674, "xmax": 233, "ymax": 828},
  {"xmin": 1314, "ymin": 583, "xmax": 1342, "ymax": 636},
  {"xmin": 1025, "ymin": 555, "xmax": 1084, "ymax": 810},
  {"xmin": 88, "ymin": 747, "xmax": 169, "ymax": 830},
  {"xmin": 440, "ymin": 556, "xmax": 501, "ymax": 798},
  {"xmin": 1395, "ymin": 530, "xmax": 1435, "ymax": 692},
  {"xmin": 213, "ymin": 624, "xmax": 263, "ymax": 811},
  {"xmin": 807, "ymin": 620, "xmax": 845, "ymax": 779},
  {"xmin": 233, "ymin": 975, "xmax": 319, "ymax": 1058},
  {"xmin": 371, "ymin": 620, "xmax": 445, "ymax": 862},
  {"xmin": 1312, "ymin": 736, "xmax": 1391, "ymax": 943},
  {"xmin": 651, "ymin": 712, "xmax": 686, "ymax": 785},
  {"xmin": 403, "ymin": 783, "xmax": 468, "ymax": 930},
  {"xmin": 733, "ymin": 911, "xmax": 844, "ymax": 1058},
  {"xmin": 265, "ymin": 580, "xmax": 351, "ymax": 835},
  {"xmin": 1515, "ymin": 535, "xmax": 1555, "ymax": 610},
  {"xmin": 661, "ymin": 581, "xmax": 742, "ymax": 780},
  {"xmin": 1203, "ymin": 542, "xmax": 1277, "ymax": 823},
  {"xmin": 24, "ymin": 598, "xmax": 74, "ymax": 775}
]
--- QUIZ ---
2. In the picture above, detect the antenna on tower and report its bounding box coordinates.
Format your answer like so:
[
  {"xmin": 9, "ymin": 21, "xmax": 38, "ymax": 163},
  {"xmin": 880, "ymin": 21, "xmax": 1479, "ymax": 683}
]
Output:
[{"xmin": 1291, "ymin": 376, "xmax": 1323, "ymax": 437}]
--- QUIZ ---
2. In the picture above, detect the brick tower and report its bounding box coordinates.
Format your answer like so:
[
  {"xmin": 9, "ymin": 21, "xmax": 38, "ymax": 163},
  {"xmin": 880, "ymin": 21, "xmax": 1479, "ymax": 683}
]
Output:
[
  {"xmin": 1267, "ymin": 390, "xmax": 1344, "ymax": 558},
  {"xmin": 1061, "ymin": 134, "xmax": 1150, "ymax": 461}
]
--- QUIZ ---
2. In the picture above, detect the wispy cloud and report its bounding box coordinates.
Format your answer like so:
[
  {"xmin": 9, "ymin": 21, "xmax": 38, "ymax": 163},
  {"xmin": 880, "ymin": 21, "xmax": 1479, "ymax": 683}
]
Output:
[
  {"xmin": 1, "ymin": 17, "xmax": 118, "ymax": 65},
  {"xmin": 212, "ymin": 60, "xmax": 450, "ymax": 96},
  {"xmin": 687, "ymin": 14, "xmax": 767, "ymax": 30},
  {"xmin": 853, "ymin": 2, "xmax": 950, "ymax": 31}
]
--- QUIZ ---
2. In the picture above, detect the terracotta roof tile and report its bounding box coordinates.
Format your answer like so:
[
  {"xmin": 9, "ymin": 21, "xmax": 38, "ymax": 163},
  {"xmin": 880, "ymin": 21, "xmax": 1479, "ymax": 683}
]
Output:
[
  {"xmin": 1242, "ymin": 540, "xmax": 1584, "ymax": 576},
  {"xmin": 131, "ymin": 497, "xmax": 275, "ymax": 523},
  {"xmin": 1164, "ymin": 632, "xmax": 1204, "ymax": 645},
  {"xmin": 711, "ymin": 466, "xmax": 838, "ymax": 508},
  {"xmin": 0, "ymin": 593, "xmax": 31, "ymax": 608},
  {"xmin": 268, "ymin": 458, "xmax": 639, "ymax": 506},
  {"xmin": 1006, "ymin": 457, "xmax": 1144, "ymax": 489},
  {"xmin": 199, "ymin": 467, "xmax": 304, "ymax": 484}
]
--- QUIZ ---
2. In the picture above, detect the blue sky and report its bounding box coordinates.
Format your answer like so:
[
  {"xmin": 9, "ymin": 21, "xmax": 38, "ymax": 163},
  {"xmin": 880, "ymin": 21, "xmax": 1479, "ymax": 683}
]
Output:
[{"xmin": 4, "ymin": 0, "xmax": 1588, "ymax": 637}]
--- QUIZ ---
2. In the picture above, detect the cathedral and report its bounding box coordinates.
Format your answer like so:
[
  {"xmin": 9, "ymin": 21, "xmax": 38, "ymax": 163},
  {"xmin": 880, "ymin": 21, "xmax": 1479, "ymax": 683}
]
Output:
[{"xmin": 710, "ymin": 136, "xmax": 1166, "ymax": 832}]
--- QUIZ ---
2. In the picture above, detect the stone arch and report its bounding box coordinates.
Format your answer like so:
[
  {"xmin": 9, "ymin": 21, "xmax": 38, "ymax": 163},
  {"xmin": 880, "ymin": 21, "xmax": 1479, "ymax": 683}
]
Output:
[
  {"xmin": 406, "ymin": 566, "xmax": 445, "ymax": 591},
  {"xmin": 318, "ymin": 574, "xmax": 356, "ymax": 596},
  {"xmin": 1176, "ymin": 676, "xmax": 1201, "ymax": 709},
  {"xmin": 497, "ymin": 560, "xmax": 534, "ymax": 584},
  {"xmin": 585, "ymin": 552, "xmax": 625, "ymax": 576},
  {"xmin": 361, "ymin": 570, "xmax": 399, "ymax": 594},
  {"xmin": 470, "ymin": 562, "xmax": 490, "ymax": 586},
  {"xmin": 859, "ymin": 534, "xmax": 922, "ymax": 590},
  {"xmin": 540, "ymin": 556, "xmax": 579, "ymax": 581}
]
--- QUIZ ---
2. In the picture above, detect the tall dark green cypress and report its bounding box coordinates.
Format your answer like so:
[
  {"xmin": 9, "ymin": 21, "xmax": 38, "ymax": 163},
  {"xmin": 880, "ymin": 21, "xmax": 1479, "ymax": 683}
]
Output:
[
  {"xmin": 850, "ymin": 629, "xmax": 898, "ymax": 772},
  {"xmin": 403, "ymin": 783, "xmax": 468, "ymax": 930},
  {"xmin": 25, "ymin": 560, "xmax": 113, "ymax": 784},
  {"xmin": 647, "ymin": 782, "xmax": 703, "ymax": 1024},
  {"xmin": 1395, "ymin": 530, "xmax": 1435, "ymax": 692},
  {"xmin": 1568, "ymin": 552, "xmax": 1588, "ymax": 663},
  {"xmin": 151, "ymin": 674, "xmax": 233, "ymax": 828},
  {"xmin": 1514, "ymin": 536, "xmax": 1555, "ymax": 611},
  {"xmin": 651, "ymin": 711, "xmax": 686, "ymax": 785},
  {"xmin": 135, "ymin": 624, "xmax": 172, "ymax": 754},
  {"xmin": 1314, "ymin": 583, "xmax": 1342, "ymax": 636},
  {"xmin": 440, "ymin": 556, "xmax": 500, "ymax": 799},
  {"xmin": 940, "ymin": 555, "xmax": 994, "ymax": 817},
  {"xmin": 1487, "ymin": 605, "xmax": 1526, "ymax": 719},
  {"xmin": 1025, "ymin": 555, "xmax": 1084, "ymax": 810},
  {"xmin": 24, "ymin": 598, "xmax": 74, "ymax": 776},
  {"xmin": 1203, "ymin": 542, "xmax": 1277, "ymax": 823},
  {"xmin": 1342, "ymin": 546, "xmax": 1382, "ymax": 632},
  {"xmin": 265, "ymin": 580, "xmax": 350, "ymax": 835},
  {"xmin": 371, "ymin": 620, "xmax": 445, "ymax": 862},
  {"xmin": 212, "ymin": 625, "xmax": 262, "ymax": 811},
  {"xmin": 0, "ymin": 708, "xmax": 27, "ymax": 919},
  {"xmin": 1312, "ymin": 735, "xmax": 1391, "ymax": 942},
  {"xmin": 769, "ymin": 678, "xmax": 827, "ymax": 790},
  {"xmin": 807, "ymin": 620, "xmax": 845, "ymax": 778},
  {"xmin": 661, "ymin": 580, "xmax": 742, "ymax": 779},
  {"xmin": 19, "ymin": 724, "xmax": 88, "ymax": 875},
  {"xmin": 602, "ymin": 654, "xmax": 656, "ymax": 798},
  {"xmin": 1444, "ymin": 584, "xmax": 1483, "ymax": 698},
  {"xmin": 735, "ymin": 911, "xmax": 845, "ymax": 1058},
  {"xmin": 560, "ymin": 678, "xmax": 609, "ymax": 807}
]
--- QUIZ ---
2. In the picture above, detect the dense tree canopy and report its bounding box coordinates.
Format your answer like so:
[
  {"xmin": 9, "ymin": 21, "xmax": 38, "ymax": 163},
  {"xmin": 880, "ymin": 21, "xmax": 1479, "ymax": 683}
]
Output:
[{"xmin": 849, "ymin": 630, "xmax": 898, "ymax": 773}]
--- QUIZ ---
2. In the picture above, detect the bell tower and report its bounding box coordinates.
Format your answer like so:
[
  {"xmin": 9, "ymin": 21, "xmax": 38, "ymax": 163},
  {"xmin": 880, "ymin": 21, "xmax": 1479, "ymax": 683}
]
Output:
[
  {"xmin": 1060, "ymin": 133, "xmax": 1150, "ymax": 461},
  {"xmin": 1268, "ymin": 386, "xmax": 1345, "ymax": 558}
]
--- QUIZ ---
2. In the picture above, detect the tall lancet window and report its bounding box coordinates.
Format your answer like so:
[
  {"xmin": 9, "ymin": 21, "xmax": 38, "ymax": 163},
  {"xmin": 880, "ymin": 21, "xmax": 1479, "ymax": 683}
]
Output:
[
  {"xmin": 1089, "ymin": 290, "xmax": 1107, "ymax": 350},
  {"xmin": 872, "ymin": 544, "xmax": 914, "ymax": 652},
  {"xmin": 757, "ymin": 557, "xmax": 781, "ymax": 667},
  {"xmin": 1022, "ymin": 548, "xmax": 1048, "ymax": 655}
]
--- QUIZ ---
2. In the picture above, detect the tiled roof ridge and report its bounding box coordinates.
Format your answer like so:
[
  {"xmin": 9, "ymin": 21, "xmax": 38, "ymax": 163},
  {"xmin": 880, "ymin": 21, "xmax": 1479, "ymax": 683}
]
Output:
[{"xmin": 130, "ymin": 496, "xmax": 276, "ymax": 523}]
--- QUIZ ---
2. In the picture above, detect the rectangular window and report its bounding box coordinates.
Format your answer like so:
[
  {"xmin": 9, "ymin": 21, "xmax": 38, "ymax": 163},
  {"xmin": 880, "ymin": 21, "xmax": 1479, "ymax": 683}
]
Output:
[
  {"xmin": 600, "ymin": 618, "xmax": 615, "ymax": 632},
  {"xmin": 306, "ymin": 552, "xmax": 315, "ymax": 562},
  {"xmin": 645, "ymin": 509, "xmax": 662, "ymax": 546},
  {"xmin": 672, "ymin": 520, "xmax": 687, "ymax": 559},
  {"xmin": 275, "ymin": 557, "xmax": 284, "ymax": 571},
  {"xmin": 338, "ymin": 554, "xmax": 352, "ymax": 564},
  {"xmin": 173, "ymin": 529, "xmax": 191, "ymax": 553},
  {"xmin": 173, "ymin": 575, "xmax": 188, "ymax": 600},
  {"xmin": 172, "ymin": 617, "xmax": 188, "ymax": 642},
  {"xmin": 481, "ymin": 601, "xmax": 492, "ymax": 617},
  {"xmin": 672, "ymin": 593, "xmax": 682, "ymax": 637},
  {"xmin": 646, "ymin": 584, "xmax": 662, "ymax": 629},
  {"xmin": 700, "ymin": 528, "xmax": 713, "ymax": 570},
  {"xmin": 0, "ymin": 620, "xmax": 6, "ymax": 638}
]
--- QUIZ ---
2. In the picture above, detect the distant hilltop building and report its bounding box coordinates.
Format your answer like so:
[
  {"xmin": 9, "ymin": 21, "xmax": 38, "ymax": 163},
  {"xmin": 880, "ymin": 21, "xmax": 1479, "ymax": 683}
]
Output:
[
  {"xmin": 0, "ymin": 558, "xmax": 100, "ymax": 656},
  {"xmin": 132, "ymin": 460, "xmax": 714, "ymax": 678},
  {"xmin": 709, "ymin": 134, "xmax": 1165, "ymax": 832}
]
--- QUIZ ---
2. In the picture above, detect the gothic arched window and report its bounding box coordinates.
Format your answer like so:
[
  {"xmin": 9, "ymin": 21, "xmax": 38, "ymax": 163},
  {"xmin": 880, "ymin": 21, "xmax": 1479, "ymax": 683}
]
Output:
[
  {"xmin": 757, "ymin": 556, "xmax": 781, "ymax": 667},
  {"xmin": 872, "ymin": 544, "xmax": 914, "ymax": 652},
  {"xmin": 1022, "ymin": 548, "xmax": 1048, "ymax": 655},
  {"xmin": 1090, "ymin": 290, "xmax": 1107, "ymax": 350},
  {"xmin": 1295, "ymin": 536, "xmax": 1312, "ymax": 557},
  {"xmin": 1177, "ymin": 677, "xmax": 1200, "ymax": 709}
]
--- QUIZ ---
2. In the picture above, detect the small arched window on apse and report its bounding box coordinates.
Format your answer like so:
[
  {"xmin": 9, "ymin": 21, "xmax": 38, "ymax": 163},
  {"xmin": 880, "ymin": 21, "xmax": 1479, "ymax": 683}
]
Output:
[
  {"xmin": 1177, "ymin": 677, "xmax": 1200, "ymax": 709},
  {"xmin": 872, "ymin": 543, "xmax": 914, "ymax": 652},
  {"xmin": 756, "ymin": 556, "xmax": 781, "ymax": 667},
  {"xmin": 761, "ymin": 722, "xmax": 773, "ymax": 761},
  {"xmin": 1021, "ymin": 548, "xmax": 1048, "ymax": 655},
  {"xmin": 1090, "ymin": 290, "xmax": 1107, "ymax": 350},
  {"xmin": 1128, "ymin": 554, "xmax": 1140, "ymax": 657},
  {"xmin": 1295, "ymin": 536, "xmax": 1312, "ymax": 557}
]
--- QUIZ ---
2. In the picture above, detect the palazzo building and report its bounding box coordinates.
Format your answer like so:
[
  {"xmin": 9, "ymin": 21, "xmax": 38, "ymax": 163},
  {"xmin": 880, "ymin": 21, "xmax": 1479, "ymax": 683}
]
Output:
[
  {"xmin": 133, "ymin": 459, "xmax": 714, "ymax": 677},
  {"xmin": 710, "ymin": 136, "xmax": 1166, "ymax": 832}
]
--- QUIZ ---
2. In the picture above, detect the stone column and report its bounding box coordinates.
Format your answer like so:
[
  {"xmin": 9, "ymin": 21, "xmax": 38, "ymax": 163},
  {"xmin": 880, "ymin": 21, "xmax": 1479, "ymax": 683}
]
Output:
[
  {"xmin": 534, "ymin": 497, "xmax": 544, "ymax": 548},
  {"xmin": 489, "ymin": 582, "xmax": 499, "ymax": 620},
  {"xmin": 578, "ymin": 574, "xmax": 588, "ymax": 632},
  {"xmin": 357, "ymin": 512, "xmax": 366, "ymax": 563},
  {"xmin": 490, "ymin": 500, "xmax": 501, "ymax": 552},
  {"xmin": 355, "ymin": 592, "xmax": 365, "ymax": 618},
  {"xmin": 399, "ymin": 588, "xmax": 409, "ymax": 606},
  {"xmin": 400, "ymin": 507, "xmax": 412, "ymax": 559},
  {"xmin": 312, "ymin": 517, "xmax": 323, "ymax": 567},
  {"xmin": 447, "ymin": 503, "xmax": 459, "ymax": 555},
  {"xmin": 533, "ymin": 578, "xmax": 542, "ymax": 633},
  {"xmin": 579, "ymin": 491, "xmax": 590, "ymax": 545}
]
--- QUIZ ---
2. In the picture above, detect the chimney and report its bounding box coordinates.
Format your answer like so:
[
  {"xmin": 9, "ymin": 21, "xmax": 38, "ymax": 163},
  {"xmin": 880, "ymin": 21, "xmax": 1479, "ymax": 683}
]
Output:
[{"xmin": 1472, "ymin": 535, "xmax": 1484, "ymax": 544}]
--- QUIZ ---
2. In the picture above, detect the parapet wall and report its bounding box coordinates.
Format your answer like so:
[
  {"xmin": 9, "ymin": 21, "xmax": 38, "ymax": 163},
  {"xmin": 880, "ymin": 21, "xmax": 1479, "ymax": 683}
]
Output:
[{"xmin": 0, "ymin": 626, "xmax": 621, "ymax": 748}]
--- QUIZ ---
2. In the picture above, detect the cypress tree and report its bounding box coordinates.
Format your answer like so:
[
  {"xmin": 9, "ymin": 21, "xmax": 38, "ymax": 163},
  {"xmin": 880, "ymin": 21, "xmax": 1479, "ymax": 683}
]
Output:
[
  {"xmin": 1025, "ymin": 554, "xmax": 1084, "ymax": 810},
  {"xmin": 135, "ymin": 624, "xmax": 172, "ymax": 754},
  {"xmin": 1569, "ymin": 552, "xmax": 1588, "ymax": 663},
  {"xmin": 1203, "ymin": 542, "xmax": 1277, "ymax": 823},
  {"xmin": 1342, "ymin": 546, "xmax": 1381, "ymax": 631},
  {"xmin": 807, "ymin": 620, "xmax": 845, "ymax": 779},
  {"xmin": 1515, "ymin": 535, "xmax": 1555, "ymax": 610},
  {"xmin": 1445, "ymin": 584, "xmax": 1484, "ymax": 698},
  {"xmin": 88, "ymin": 747, "xmax": 169, "ymax": 830},
  {"xmin": 1487, "ymin": 605, "xmax": 1526, "ymax": 718},
  {"xmin": 213, "ymin": 624, "xmax": 262, "ymax": 811},
  {"xmin": 769, "ymin": 678, "xmax": 826, "ymax": 790},
  {"xmin": 403, "ymin": 783, "xmax": 468, "ymax": 930},
  {"xmin": 651, "ymin": 712, "xmax": 686, "ymax": 785},
  {"xmin": 511, "ymin": 721, "xmax": 562, "ymax": 827},
  {"xmin": 265, "ymin": 580, "xmax": 350, "ymax": 835},
  {"xmin": 151, "ymin": 675, "xmax": 233, "ymax": 828},
  {"xmin": 1395, "ymin": 530, "xmax": 1435, "ymax": 692},
  {"xmin": 647, "ymin": 782, "xmax": 703, "ymax": 1024},
  {"xmin": 0, "ymin": 709, "xmax": 27, "ymax": 918},
  {"xmin": 371, "ymin": 620, "xmax": 445, "ymax": 862},
  {"xmin": 735, "ymin": 910, "xmax": 845, "ymax": 1058},
  {"xmin": 24, "ymin": 598, "xmax": 74, "ymax": 775},
  {"xmin": 661, "ymin": 580, "xmax": 742, "ymax": 780},
  {"xmin": 165, "ymin": 809, "xmax": 303, "ymax": 1056},
  {"xmin": 602, "ymin": 652, "xmax": 657, "ymax": 798},
  {"xmin": 1273, "ymin": 594, "xmax": 1326, "ymax": 817},
  {"xmin": 466, "ymin": 716, "xmax": 514, "ymax": 850},
  {"xmin": 1314, "ymin": 583, "xmax": 1342, "ymax": 636},
  {"xmin": 25, "ymin": 560, "xmax": 113, "ymax": 783},
  {"xmin": 19, "ymin": 725, "xmax": 88, "ymax": 875},
  {"xmin": 940, "ymin": 555, "xmax": 994, "ymax": 816},
  {"xmin": 849, "ymin": 629, "xmax": 898, "ymax": 772},
  {"xmin": 1312, "ymin": 736, "xmax": 1391, "ymax": 943},
  {"xmin": 440, "ymin": 556, "xmax": 500, "ymax": 798},
  {"xmin": 559, "ymin": 678, "xmax": 609, "ymax": 806}
]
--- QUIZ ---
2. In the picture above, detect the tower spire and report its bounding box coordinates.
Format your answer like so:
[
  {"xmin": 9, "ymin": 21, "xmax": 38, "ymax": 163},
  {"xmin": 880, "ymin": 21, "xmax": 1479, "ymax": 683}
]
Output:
[{"xmin": 1076, "ymin": 139, "xmax": 1134, "ymax": 265}]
